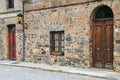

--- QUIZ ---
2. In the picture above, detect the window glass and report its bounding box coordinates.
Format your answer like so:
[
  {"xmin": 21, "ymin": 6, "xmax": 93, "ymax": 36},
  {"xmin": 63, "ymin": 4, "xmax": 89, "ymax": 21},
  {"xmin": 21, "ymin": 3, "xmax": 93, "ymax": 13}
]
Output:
[
  {"xmin": 50, "ymin": 31, "xmax": 64, "ymax": 56},
  {"xmin": 55, "ymin": 33, "xmax": 58, "ymax": 40},
  {"xmin": 61, "ymin": 41, "xmax": 64, "ymax": 47},
  {"xmin": 61, "ymin": 48, "xmax": 64, "ymax": 52},
  {"xmin": 95, "ymin": 6, "xmax": 113, "ymax": 19},
  {"xmin": 55, "ymin": 41, "xmax": 58, "ymax": 47},
  {"xmin": 55, "ymin": 48, "xmax": 58, "ymax": 51},
  {"xmin": 7, "ymin": 0, "xmax": 14, "ymax": 8}
]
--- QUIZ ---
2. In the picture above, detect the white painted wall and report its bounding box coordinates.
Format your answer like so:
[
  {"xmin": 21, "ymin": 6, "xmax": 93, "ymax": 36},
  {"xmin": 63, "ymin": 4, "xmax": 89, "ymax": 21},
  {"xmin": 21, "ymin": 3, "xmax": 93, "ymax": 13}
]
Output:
[{"xmin": 0, "ymin": 0, "xmax": 23, "ymax": 18}]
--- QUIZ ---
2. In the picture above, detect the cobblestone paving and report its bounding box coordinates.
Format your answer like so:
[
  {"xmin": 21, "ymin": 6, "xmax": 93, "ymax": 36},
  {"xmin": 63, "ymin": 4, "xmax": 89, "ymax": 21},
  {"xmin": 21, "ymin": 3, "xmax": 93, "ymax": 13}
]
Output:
[{"xmin": 0, "ymin": 65, "xmax": 108, "ymax": 80}]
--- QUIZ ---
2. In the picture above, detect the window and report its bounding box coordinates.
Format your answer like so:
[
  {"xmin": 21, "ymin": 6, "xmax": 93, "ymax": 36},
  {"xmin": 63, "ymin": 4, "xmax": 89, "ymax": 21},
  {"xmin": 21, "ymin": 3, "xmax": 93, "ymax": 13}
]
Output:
[
  {"xmin": 7, "ymin": 0, "xmax": 14, "ymax": 8},
  {"xmin": 50, "ymin": 31, "xmax": 65, "ymax": 56},
  {"xmin": 94, "ymin": 6, "xmax": 113, "ymax": 19}
]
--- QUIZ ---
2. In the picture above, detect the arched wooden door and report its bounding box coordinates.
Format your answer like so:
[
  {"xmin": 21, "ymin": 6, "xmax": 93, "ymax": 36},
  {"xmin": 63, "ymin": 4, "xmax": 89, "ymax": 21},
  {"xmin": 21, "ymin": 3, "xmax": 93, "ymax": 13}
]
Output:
[{"xmin": 92, "ymin": 6, "xmax": 114, "ymax": 69}]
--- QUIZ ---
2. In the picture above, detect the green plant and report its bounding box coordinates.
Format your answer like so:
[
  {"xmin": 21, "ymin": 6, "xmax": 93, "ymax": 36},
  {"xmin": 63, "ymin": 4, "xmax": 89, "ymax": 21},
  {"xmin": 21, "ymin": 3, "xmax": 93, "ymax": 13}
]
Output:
[
  {"xmin": 43, "ymin": 0, "xmax": 50, "ymax": 2},
  {"xmin": 72, "ymin": 64, "xmax": 76, "ymax": 67},
  {"xmin": 52, "ymin": 50, "xmax": 64, "ymax": 56},
  {"xmin": 54, "ymin": 59, "xmax": 57, "ymax": 62},
  {"xmin": 61, "ymin": 51, "xmax": 64, "ymax": 56},
  {"xmin": 59, "ymin": 62, "xmax": 66, "ymax": 66},
  {"xmin": 72, "ymin": 65, "xmax": 85, "ymax": 68},
  {"xmin": 34, "ymin": 60, "xmax": 37, "ymax": 63},
  {"xmin": 23, "ymin": 0, "xmax": 31, "ymax": 3}
]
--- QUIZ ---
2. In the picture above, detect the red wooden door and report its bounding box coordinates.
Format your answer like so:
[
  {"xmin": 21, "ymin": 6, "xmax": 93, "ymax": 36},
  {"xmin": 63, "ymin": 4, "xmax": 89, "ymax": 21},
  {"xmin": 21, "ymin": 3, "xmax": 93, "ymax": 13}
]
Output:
[
  {"xmin": 8, "ymin": 25, "xmax": 16, "ymax": 60},
  {"xmin": 93, "ymin": 18, "xmax": 113, "ymax": 69}
]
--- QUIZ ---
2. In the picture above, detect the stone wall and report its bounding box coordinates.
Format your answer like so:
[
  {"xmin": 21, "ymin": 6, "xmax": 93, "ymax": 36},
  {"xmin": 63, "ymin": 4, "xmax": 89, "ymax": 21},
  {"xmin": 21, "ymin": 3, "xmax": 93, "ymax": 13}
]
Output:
[
  {"xmin": 113, "ymin": 0, "xmax": 120, "ymax": 72},
  {"xmin": 25, "ymin": 0, "xmax": 94, "ymax": 11},
  {"xmin": 24, "ymin": 1, "xmax": 92, "ymax": 67},
  {"xmin": 0, "ymin": 0, "xmax": 119, "ymax": 72},
  {"xmin": 24, "ymin": 0, "xmax": 120, "ymax": 72},
  {"xmin": 2, "ymin": 17, "xmax": 23, "ymax": 61},
  {"xmin": 0, "ymin": 19, "xmax": 5, "ymax": 60},
  {"xmin": 0, "ymin": 0, "xmax": 23, "ymax": 60}
]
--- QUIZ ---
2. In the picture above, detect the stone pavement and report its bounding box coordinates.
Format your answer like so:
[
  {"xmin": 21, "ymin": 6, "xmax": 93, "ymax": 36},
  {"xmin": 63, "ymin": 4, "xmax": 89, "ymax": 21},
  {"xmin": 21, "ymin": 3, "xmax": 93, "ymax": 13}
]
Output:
[
  {"xmin": 0, "ymin": 65, "xmax": 107, "ymax": 80},
  {"xmin": 0, "ymin": 60, "xmax": 120, "ymax": 80}
]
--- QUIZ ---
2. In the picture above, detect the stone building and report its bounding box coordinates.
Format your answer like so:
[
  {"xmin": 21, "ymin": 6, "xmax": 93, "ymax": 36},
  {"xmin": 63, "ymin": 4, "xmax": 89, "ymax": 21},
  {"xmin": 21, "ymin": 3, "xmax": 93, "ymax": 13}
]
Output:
[
  {"xmin": 0, "ymin": 0, "xmax": 23, "ymax": 60},
  {"xmin": 1, "ymin": 0, "xmax": 120, "ymax": 72}
]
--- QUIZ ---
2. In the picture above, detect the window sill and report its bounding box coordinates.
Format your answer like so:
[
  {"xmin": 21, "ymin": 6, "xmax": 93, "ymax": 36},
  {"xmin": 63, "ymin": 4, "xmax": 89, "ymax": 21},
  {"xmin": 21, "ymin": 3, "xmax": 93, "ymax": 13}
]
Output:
[
  {"xmin": 51, "ymin": 52, "xmax": 64, "ymax": 56},
  {"xmin": 7, "ymin": 8, "xmax": 14, "ymax": 10}
]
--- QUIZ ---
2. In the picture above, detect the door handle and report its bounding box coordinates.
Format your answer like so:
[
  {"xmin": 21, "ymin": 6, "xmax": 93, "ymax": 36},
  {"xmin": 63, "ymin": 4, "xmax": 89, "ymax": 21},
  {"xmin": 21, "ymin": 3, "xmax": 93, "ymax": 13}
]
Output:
[
  {"xmin": 96, "ymin": 48, "xmax": 100, "ymax": 50},
  {"xmin": 107, "ymin": 48, "xmax": 110, "ymax": 51}
]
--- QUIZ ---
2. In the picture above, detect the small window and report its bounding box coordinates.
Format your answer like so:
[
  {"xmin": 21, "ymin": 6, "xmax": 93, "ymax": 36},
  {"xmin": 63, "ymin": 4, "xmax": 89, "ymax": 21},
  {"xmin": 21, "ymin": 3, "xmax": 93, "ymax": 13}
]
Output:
[
  {"xmin": 94, "ymin": 6, "xmax": 113, "ymax": 19},
  {"xmin": 50, "ymin": 31, "xmax": 65, "ymax": 56},
  {"xmin": 7, "ymin": 0, "xmax": 14, "ymax": 8}
]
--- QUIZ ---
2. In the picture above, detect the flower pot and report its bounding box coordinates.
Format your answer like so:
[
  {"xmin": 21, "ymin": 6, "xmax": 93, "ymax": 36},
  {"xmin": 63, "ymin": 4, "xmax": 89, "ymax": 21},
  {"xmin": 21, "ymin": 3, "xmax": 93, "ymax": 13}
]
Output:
[{"xmin": 52, "ymin": 52, "xmax": 61, "ymax": 56}]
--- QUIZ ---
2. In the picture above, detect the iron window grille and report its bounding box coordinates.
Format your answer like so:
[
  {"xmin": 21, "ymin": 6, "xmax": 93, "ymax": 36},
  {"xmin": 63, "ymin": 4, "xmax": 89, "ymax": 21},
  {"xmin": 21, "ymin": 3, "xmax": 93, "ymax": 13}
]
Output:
[{"xmin": 50, "ymin": 31, "xmax": 65, "ymax": 56}]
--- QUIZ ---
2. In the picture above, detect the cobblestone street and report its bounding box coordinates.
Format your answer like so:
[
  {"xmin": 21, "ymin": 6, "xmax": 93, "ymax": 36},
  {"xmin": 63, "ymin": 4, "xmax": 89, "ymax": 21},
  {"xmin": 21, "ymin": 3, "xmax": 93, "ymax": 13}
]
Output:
[{"xmin": 0, "ymin": 65, "xmax": 107, "ymax": 80}]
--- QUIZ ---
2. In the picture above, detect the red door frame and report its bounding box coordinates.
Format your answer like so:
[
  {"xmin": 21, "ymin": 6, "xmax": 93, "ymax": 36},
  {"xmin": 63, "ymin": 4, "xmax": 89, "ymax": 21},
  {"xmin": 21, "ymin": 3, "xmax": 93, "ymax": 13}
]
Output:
[{"xmin": 8, "ymin": 25, "xmax": 16, "ymax": 60}]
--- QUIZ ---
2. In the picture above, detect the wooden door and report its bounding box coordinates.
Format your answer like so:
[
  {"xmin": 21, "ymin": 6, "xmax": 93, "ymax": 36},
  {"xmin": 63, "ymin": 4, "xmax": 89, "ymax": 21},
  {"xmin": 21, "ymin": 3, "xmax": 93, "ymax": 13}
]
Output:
[
  {"xmin": 8, "ymin": 25, "xmax": 16, "ymax": 60},
  {"xmin": 92, "ymin": 18, "xmax": 113, "ymax": 69}
]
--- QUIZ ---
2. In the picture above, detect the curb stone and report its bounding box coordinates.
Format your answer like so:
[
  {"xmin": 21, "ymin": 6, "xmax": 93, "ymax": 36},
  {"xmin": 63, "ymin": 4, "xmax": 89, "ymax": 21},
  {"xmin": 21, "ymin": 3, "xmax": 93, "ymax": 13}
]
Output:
[{"xmin": 0, "ymin": 63, "xmax": 110, "ymax": 80}]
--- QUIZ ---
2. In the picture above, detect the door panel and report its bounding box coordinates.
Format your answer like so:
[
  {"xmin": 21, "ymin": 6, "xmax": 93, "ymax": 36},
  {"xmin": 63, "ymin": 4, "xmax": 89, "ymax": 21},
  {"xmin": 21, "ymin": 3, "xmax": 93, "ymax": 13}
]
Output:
[
  {"xmin": 8, "ymin": 25, "xmax": 16, "ymax": 60},
  {"xmin": 9, "ymin": 31, "xmax": 13, "ymax": 60},
  {"xmin": 93, "ymin": 21, "xmax": 103, "ymax": 68},
  {"xmin": 104, "ymin": 23, "xmax": 113, "ymax": 69},
  {"xmin": 93, "ymin": 18, "xmax": 113, "ymax": 69}
]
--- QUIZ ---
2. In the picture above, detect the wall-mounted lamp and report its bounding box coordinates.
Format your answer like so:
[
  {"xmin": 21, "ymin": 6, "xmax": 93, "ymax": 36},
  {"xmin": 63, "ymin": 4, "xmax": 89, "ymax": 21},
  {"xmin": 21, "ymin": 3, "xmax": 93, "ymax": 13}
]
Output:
[
  {"xmin": 17, "ymin": 13, "xmax": 23, "ymax": 24},
  {"xmin": 17, "ymin": 13, "xmax": 28, "ymax": 29}
]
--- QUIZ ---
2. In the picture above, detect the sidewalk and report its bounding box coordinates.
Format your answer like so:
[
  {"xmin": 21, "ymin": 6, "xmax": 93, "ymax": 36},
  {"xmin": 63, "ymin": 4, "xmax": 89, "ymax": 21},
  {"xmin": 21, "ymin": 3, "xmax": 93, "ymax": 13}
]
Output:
[{"xmin": 0, "ymin": 60, "xmax": 120, "ymax": 80}]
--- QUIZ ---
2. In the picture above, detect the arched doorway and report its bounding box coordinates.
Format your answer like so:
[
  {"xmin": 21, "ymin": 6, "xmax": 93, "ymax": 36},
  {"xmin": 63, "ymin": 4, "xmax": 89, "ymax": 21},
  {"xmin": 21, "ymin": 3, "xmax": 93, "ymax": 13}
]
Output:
[{"xmin": 92, "ymin": 5, "xmax": 114, "ymax": 69}]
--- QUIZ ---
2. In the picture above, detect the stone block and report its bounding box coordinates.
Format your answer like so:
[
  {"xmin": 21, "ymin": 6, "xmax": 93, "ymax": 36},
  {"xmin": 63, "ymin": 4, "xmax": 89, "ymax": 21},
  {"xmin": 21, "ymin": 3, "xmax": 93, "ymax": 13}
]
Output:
[
  {"xmin": 32, "ymin": 49, "xmax": 39, "ymax": 53},
  {"xmin": 49, "ymin": 57, "xmax": 56, "ymax": 64},
  {"xmin": 114, "ymin": 52, "xmax": 120, "ymax": 56},
  {"xmin": 65, "ymin": 53, "xmax": 79, "ymax": 59},
  {"xmin": 114, "ymin": 46, "xmax": 120, "ymax": 51},
  {"xmin": 38, "ymin": 56, "xmax": 49, "ymax": 63}
]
